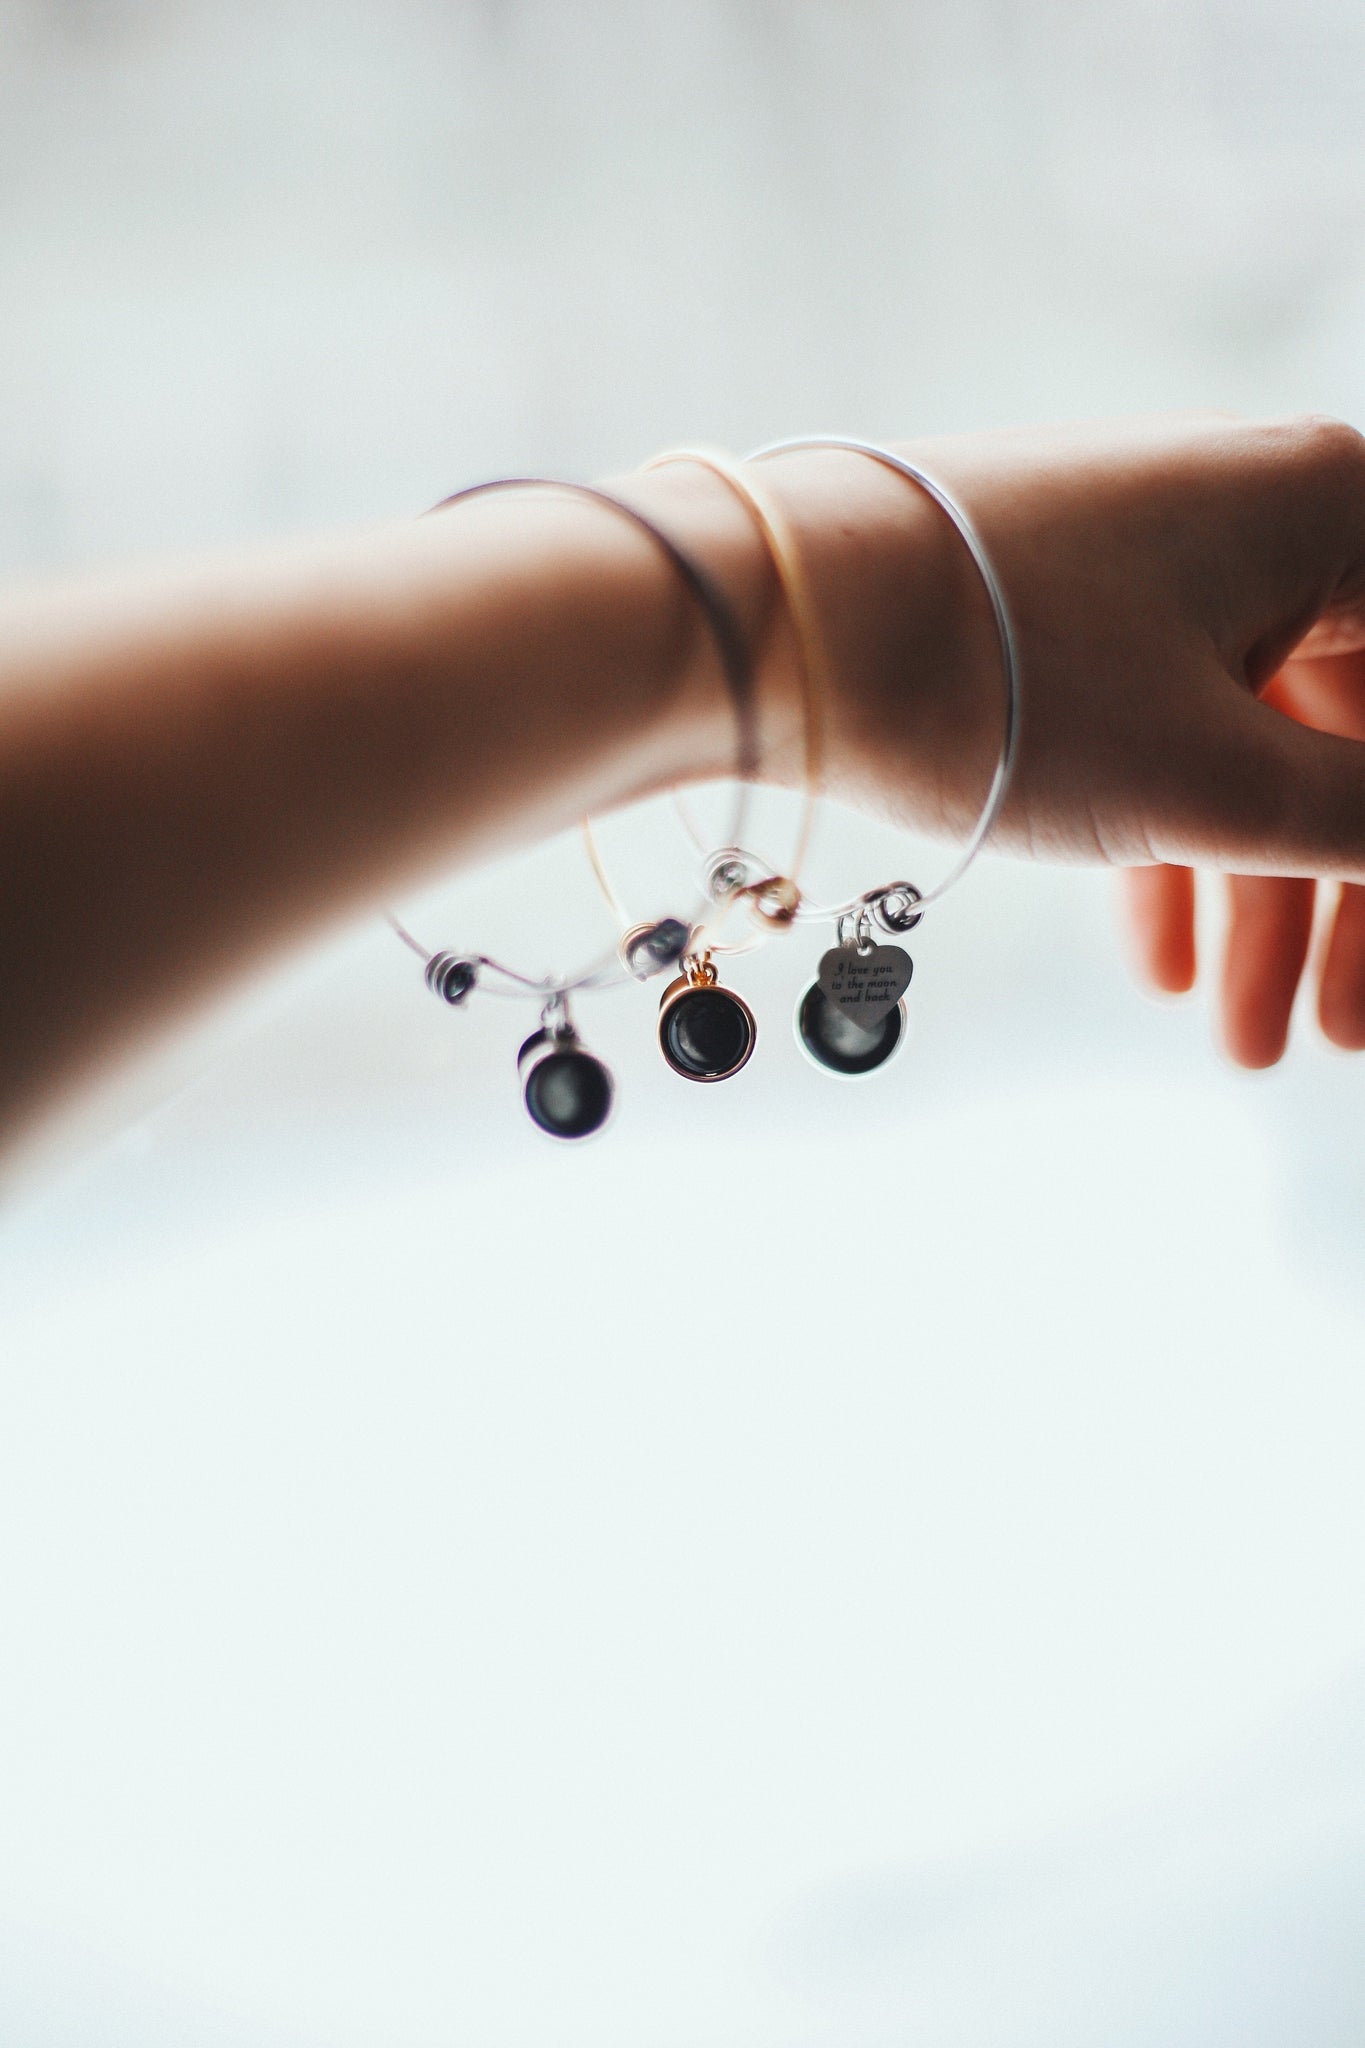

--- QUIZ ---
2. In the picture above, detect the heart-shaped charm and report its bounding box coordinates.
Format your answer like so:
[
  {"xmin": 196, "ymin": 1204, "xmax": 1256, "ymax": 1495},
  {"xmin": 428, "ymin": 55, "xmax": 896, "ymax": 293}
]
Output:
[{"xmin": 816, "ymin": 944, "xmax": 913, "ymax": 1030}]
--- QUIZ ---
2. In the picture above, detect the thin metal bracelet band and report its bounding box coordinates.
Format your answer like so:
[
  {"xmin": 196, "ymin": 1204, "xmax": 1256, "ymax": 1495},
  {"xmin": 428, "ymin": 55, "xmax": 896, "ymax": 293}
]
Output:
[
  {"xmin": 388, "ymin": 476, "xmax": 761, "ymax": 999},
  {"xmin": 745, "ymin": 436, "xmax": 1021, "ymax": 921},
  {"xmin": 644, "ymin": 447, "xmax": 828, "ymax": 925}
]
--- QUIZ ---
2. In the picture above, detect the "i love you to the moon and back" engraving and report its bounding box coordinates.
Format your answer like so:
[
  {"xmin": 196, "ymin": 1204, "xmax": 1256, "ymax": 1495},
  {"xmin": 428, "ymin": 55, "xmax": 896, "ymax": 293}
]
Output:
[{"xmin": 816, "ymin": 944, "xmax": 913, "ymax": 1029}]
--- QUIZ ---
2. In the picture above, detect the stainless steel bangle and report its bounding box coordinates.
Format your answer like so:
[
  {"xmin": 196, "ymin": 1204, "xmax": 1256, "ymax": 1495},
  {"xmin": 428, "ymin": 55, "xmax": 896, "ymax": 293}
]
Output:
[
  {"xmin": 746, "ymin": 435, "xmax": 1022, "ymax": 923},
  {"xmin": 389, "ymin": 476, "xmax": 762, "ymax": 1003}
]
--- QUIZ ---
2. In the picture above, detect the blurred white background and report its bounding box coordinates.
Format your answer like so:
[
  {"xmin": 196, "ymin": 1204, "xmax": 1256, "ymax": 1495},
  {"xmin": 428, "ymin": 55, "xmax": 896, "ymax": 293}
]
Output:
[{"xmin": 3, "ymin": 2, "xmax": 1365, "ymax": 2043}]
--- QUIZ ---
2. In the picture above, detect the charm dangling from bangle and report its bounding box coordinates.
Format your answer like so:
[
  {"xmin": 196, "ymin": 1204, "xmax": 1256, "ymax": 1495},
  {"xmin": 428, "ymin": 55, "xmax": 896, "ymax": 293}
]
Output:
[
  {"xmin": 517, "ymin": 995, "xmax": 615, "ymax": 1140},
  {"xmin": 657, "ymin": 952, "xmax": 757, "ymax": 1083},
  {"xmin": 794, "ymin": 890, "xmax": 919, "ymax": 1078},
  {"xmin": 389, "ymin": 473, "xmax": 761, "ymax": 1141}
]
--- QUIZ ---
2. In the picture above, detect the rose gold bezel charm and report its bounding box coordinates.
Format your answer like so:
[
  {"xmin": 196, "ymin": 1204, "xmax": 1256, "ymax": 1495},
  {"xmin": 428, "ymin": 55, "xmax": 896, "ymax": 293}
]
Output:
[{"xmin": 657, "ymin": 954, "xmax": 757, "ymax": 1084}]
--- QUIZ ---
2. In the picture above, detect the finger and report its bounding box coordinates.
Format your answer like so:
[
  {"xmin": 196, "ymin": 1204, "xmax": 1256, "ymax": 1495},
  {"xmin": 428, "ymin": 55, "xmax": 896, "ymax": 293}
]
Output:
[
  {"xmin": 1270, "ymin": 647, "xmax": 1365, "ymax": 736},
  {"xmin": 1318, "ymin": 883, "xmax": 1365, "ymax": 1049},
  {"xmin": 1118, "ymin": 865, "xmax": 1196, "ymax": 992},
  {"xmin": 1220, "ymin": 874, "xmax": 1316, "ymax": 1068}
]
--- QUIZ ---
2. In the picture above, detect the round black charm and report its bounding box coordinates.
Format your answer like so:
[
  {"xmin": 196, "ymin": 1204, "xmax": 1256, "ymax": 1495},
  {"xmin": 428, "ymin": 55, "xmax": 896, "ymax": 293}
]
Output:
[
  {"xmin": 795, "ymin": 981, "xmax": 906, "ymax": 1077},
  {"xmin": 517, "ymin": 1028, "xmax": 615, "ymax": 1139},
  {"xmin": 658, "ymin": 969, "xmax": 756, "ymax": 1082}
]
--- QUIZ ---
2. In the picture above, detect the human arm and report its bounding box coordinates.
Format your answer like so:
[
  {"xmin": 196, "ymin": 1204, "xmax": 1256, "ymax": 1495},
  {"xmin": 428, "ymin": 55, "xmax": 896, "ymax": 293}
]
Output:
[{"xmin": 4, "ymin": 410, "xmax": 1365, "ymax": 1149}]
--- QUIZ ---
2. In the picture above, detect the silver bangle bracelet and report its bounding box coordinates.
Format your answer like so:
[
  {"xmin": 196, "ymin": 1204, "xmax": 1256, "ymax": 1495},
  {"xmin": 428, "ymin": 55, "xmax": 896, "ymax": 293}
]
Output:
[
  {"xmin": 388, "ymin": 476, "xmax": 763, "ymax": 1138},
  {"xmin": 746, "ymin": 434, "xmax": 1022, "ymax": 923},
  {"xmin": 386, "ymin": 440, "xmax": 1024, "ymax": 1124}
]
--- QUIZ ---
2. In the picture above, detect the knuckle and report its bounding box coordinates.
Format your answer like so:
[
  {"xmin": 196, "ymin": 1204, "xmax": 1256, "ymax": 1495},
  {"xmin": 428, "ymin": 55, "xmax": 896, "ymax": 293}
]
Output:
[{"xmin": 1281, "ymin": 411, "xmax": 1365, "ymax": 479}]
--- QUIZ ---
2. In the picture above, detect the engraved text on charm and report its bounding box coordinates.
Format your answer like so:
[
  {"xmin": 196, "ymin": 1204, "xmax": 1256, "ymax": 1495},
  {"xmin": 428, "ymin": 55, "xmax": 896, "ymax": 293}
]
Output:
[
  {"xmin": 816, "ymin": 944, "xmax": 913, "ymax": 1030},
  {"xmin": 796, "ymin": 939, "xmax": 912, "ymax": 1077}
]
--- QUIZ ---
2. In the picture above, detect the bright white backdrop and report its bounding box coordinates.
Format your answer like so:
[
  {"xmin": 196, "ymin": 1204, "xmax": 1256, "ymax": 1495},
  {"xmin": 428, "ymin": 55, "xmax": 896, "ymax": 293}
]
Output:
[{"xmin": 3, "ymin": 4, "xmax": 1365, "ymax": 2044}]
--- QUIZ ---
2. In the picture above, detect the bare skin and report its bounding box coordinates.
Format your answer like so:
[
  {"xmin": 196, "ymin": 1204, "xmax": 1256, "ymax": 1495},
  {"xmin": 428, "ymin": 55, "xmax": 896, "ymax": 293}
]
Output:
[
  {"xmin": 3, "ymin": 411, "xmax": 1365, "ymax": 1152},
  {"xmin": 1119, "ymin": 649, "xmax": 1365, "ymax": 1067}
]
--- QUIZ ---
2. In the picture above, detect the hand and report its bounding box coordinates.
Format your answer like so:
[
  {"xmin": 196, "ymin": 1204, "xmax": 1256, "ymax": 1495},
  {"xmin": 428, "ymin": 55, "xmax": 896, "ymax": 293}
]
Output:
[
  {"xmin": 757, "ymin": 417, "xmax": 1365, "ymax": 1068},
  {"xmin": 1120, "ymin": 644, "xmax": 1365, "ymax": 1066}
]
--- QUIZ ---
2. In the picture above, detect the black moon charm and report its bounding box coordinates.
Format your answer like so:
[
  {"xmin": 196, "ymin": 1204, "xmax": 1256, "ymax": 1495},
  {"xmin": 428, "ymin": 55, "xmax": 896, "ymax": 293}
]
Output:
[
  {"xmin": 796, "ymin": 983, "xmax": 905, "ymax": 1075},
  {"xmin": 658, "ymin": 969, "xmax": 756, "ymax": 1082},
  {"xmin": 517, "ymin": 1028, "xmax": 615, "ymax": 1139},
  {"xmin": 796, "ymin": 943, "xmax": 912, "ymax": 1077}
]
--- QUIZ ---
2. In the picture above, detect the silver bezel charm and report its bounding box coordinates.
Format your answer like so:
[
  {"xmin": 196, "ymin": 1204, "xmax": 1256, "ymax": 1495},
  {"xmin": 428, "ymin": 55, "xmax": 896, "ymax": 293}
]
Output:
[
  {"xmin": 517, "ymin": 1000, "xmax": 615, "ymax": 1140},
  {"xmin": 794, "ymin": 913, "xmax": 913, "ymax": 1079},
  {"xmin": 657, "ymin": 954, "xmax": 756, "ymax": 1083}
]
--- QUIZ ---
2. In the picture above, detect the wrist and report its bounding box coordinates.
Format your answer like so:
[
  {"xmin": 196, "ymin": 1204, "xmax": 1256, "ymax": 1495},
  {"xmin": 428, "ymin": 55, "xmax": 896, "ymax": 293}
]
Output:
[
  {"xmin": 746, "ymin": 444, "xmax": 1006, "ymax": 834},
  {"xmin": 609, "ymin": 442, "xmax": 1007, "ymax": 840},
  {"xmin": 600, "ymin": 458, "xmax": 786, "ymax": 790}
]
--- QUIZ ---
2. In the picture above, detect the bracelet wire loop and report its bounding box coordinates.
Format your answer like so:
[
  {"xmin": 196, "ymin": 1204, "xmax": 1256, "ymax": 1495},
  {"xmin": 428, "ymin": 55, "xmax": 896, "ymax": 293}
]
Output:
[{"xmin": 389, "ymin": 477, "xmax": 761, "ymax": 998}]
